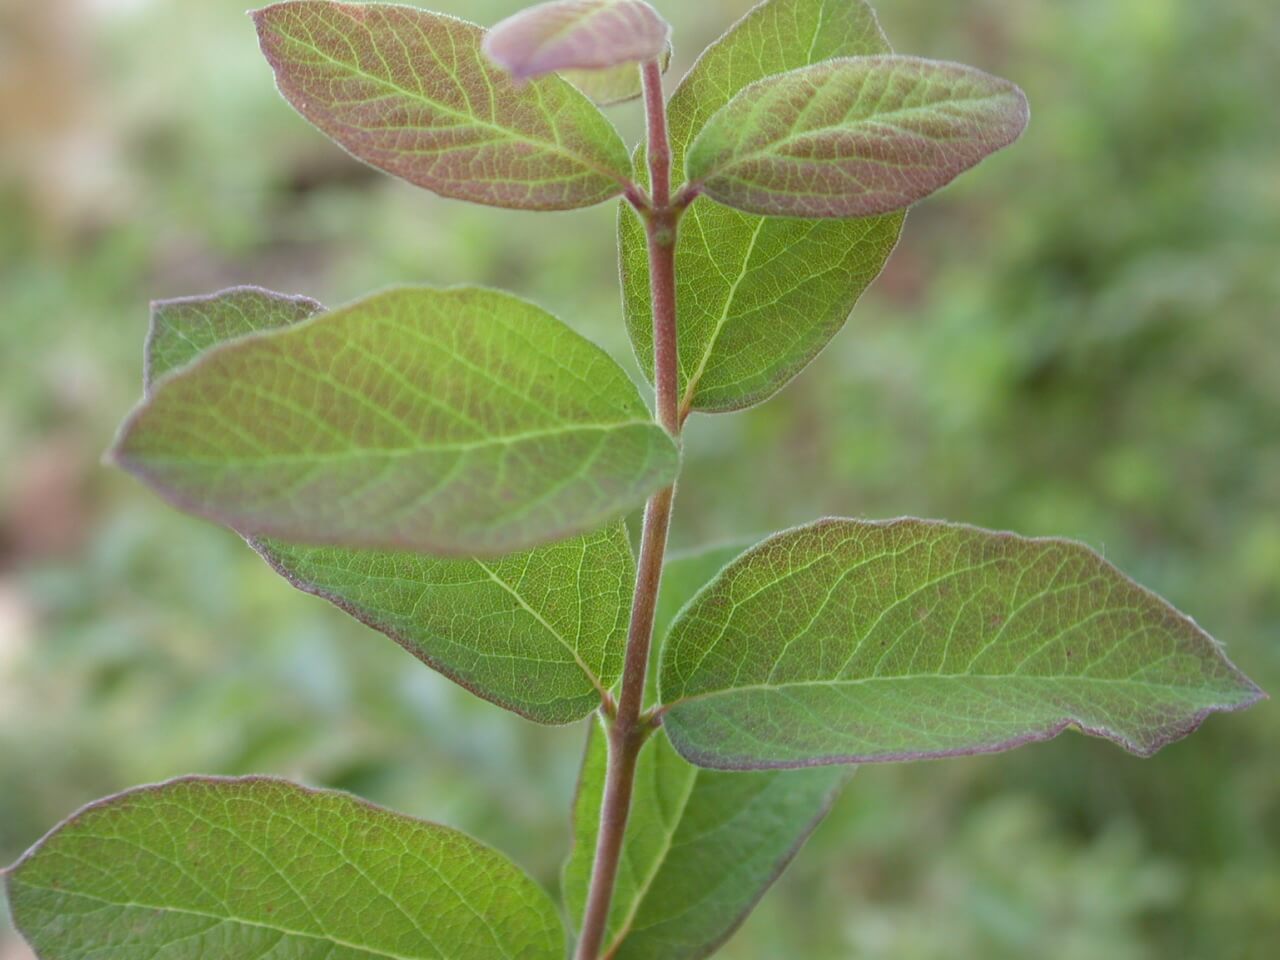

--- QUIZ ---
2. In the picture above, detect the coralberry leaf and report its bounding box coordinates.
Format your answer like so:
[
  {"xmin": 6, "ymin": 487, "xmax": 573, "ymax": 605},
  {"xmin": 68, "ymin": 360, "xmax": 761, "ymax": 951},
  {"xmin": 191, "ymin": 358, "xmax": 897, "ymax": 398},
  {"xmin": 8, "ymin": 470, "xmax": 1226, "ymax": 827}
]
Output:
[
  {"xmin": 686, "ymin": 56, "xmax": 1030, "ymax": 219},
  {"xmin": 564, "ymin": 720, "xmax": 844, "ymax": 960},
  {"xmin": 253, "ymin": 1, "xmax": 632, "ymax": 211},
  {"xmin": 659, "ymin": 519, "xmax": 1264, "ymax": 769},
  {"xmin": 139, "ymin": 287, "xmax": 636, "ymax": 724},
  {"xmin": 484, "ymin": 1, "xmax": 670, "ymax": 81},
  {"xmin": 5, "ymin": 777, "xmax": 565, "ymax": 960},
  {"xmin": 621, "ymin": 0, "xmax": 904, "ymax": 414},
  {"xmin": 112, "ymin": 286, "xmax": 679, "ymax": 556},
  {"xmin": 257, "ymin": 523, "xmax": 634, "ymax": 724},
  {"xmin": 561, "ymin": 46, "xmax": 671, "ymax": 107}
]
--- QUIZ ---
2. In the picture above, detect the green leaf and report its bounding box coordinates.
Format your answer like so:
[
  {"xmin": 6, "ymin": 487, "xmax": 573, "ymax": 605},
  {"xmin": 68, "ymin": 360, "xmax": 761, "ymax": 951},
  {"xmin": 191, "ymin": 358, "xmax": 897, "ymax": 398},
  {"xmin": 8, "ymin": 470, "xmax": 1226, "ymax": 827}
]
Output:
[
  {"xmin": 257, "ymin": 522, "xmax": 633, "ymax": 724},
  {"xmin": 112, "ymin": 286, "xmax": 679, "ymax": 556},
  {"xmin": 484, "ymin": 1, "xmax": 670, "ymax": 81},
  {"xmin": 659, "ymin": 518, "xmax": 1265, "ymax": 769},
  {"xmin": 253, "ymin": 1, "xmax": 632, "ymax": 211},
  {"xmin": 563, "ymin": 720, "xmax": 843, "ymax": 959},
  {"xmin": 686, "ymin": 56, "xmax": 1030, "ymax": 219},
  {"xmin": 4, "ymin": 776, "xmax": 564, "ymax": 960},
  {"xmin": 146, "ymin": 286, "xmax": 324, "ymax": 389},
  {"xmin": 561, "ymin": 46, "xmax": 671, "ymax": 107},
  {"xmin": 621, "ymin": 0, "xmax": 904, "ymax": 414}
]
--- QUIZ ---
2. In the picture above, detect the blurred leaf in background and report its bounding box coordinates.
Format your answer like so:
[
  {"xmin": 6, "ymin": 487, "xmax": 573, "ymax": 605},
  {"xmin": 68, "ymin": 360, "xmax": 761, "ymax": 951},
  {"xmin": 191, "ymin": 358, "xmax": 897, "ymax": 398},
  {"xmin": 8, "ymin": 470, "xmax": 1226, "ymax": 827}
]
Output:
[{"xmin": 1, "ymin": 1, "xmax": 1276, "ymax": 958}]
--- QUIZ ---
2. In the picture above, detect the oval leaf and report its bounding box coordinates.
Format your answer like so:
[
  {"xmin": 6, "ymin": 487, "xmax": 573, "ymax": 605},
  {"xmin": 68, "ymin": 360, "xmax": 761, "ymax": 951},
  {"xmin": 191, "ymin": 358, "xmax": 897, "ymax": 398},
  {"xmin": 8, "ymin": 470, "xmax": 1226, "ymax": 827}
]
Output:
[
  {"xmin": 660, "ymin": 519, "xmax": 1264, "ymax": 769},
  {"xmin": 686, "ymin": 55, "xmax": 1030, "ymax": 219},
  {"xmin": 563, "ymin": 720, "xmax": 844, "ymax": 959},
  {"xmin": 253, "ymin": 1, "xmax": 632, "ymax": 211},
  {"xmin": 484, "ymin": 0, "xmax": 670, "ymax": 80},
  {"xmin": 139, "ymin": 287, "xmax": 634, "ymax": 724},
  {"xmin": 4, "ymin": 776, "xmax": 564, "ymax": 960},
  {"xmin": 257, "ymin": 522, "xmax": 633, "ymax": 724},
  {"xmin": 111, "ymin": 286, "xmax": 679, "ymax": 556},
  {"xmin": 621, "ymin": 0, "xmax": 904, "ymax": 414}
]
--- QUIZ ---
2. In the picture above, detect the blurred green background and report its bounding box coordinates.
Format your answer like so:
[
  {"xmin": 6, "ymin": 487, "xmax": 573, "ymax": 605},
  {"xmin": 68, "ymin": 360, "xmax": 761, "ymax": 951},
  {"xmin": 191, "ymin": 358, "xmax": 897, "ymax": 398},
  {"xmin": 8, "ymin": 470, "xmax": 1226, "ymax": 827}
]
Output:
[{"xmin": 2, "ymin": 1, "xmax": 1277, "ymax": 957}]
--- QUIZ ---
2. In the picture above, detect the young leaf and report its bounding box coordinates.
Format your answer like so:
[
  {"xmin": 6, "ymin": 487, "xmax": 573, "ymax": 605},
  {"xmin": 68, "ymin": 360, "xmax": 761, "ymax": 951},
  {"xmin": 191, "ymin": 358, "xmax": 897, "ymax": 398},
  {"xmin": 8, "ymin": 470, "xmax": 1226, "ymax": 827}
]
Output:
[
  {"xmin": 253, "ymin": 1, "xmax": 632, "ymax": 211},
  {"xmin": 257, "ymin": 522, "xmax": 633, "ymax": 724},
  {"xmin": 111, "ymin": 286, "xmax": 679, "ymax": 556},
  {"xmin": 659, "ymin": 518, "xmax": 1264, "ymax": 770},
  {"xmin": 561, "ymin": 46, "xmax": 671, "ymax": 107},
  {"xmin": 620, "ymin": 0, "xmax": 904, "ymax": 413},
  {"xmin": 4, "ymin": 776, "xmax": 564, "ymax": 960},
  {"xmin": 147, "ymin": 286, "xmax": 324, "ymax": 389},
  {"xmin": 685, "ymin": 56, "xmax": 1030, "ymax": 219},
  {"xmin": 563, "ymin": 719, "xmax": 844, "ymax": 959},
  {"xmin": 484, "ymin": 1, "xmax": 670, "ymax": 81}
]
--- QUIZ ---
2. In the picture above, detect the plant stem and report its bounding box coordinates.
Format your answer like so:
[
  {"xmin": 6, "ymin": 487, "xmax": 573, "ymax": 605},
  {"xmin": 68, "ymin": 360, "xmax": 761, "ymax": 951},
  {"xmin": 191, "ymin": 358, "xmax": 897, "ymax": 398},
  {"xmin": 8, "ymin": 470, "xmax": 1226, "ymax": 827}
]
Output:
[{"xmin": 574, "ymin": 58, "xmax": 682, "ymax": 960}]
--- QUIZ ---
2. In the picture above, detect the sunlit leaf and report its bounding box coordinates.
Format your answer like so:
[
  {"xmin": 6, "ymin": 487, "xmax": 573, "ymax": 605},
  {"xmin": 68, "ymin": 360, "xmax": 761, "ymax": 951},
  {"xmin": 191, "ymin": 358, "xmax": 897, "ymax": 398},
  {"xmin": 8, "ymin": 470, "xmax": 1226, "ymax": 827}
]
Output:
[
  {"xmin": 257, "ymin": 522, "xmax": 633, "ymax": 723},
  {"xmin": 139, "ymin": 287, "xmax": 637, "ymax": 723},
  {"xmin": 561, "ymin": 46, "xmax": 671, "ymax": 107},
  {"xmin": 686, "ymin": 56, "xmax": 1030, "ymax": 219},
  {"xmin": 146, "ymin": 286, "xmax": 323, "ymax": 389},
  {"xmin": 4, "ymin": 777, "xmax": 564, "ymax": 960},
  {"xmin": 253, "ymin": 1, "xmax": 632, "ymax": 211},
  {"xmin": 112, "ymin": 286, "xmax": 679, "ymax": 556},
  {"xmin": 484, "ymin": 1, "xmax": 670, "ymax": 81},
  {"xmin": 621, "ymin": 0, "xmax": 903, "ymax": 413},
  {"xmin": 660, "ymin": 519, "xmax": 1264, "ymax": 769}
]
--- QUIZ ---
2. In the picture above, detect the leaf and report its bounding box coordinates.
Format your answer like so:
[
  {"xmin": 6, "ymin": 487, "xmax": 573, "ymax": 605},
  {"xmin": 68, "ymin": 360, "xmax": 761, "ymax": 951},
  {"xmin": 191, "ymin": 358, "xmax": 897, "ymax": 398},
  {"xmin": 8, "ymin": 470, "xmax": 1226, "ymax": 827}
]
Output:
[
  {"xmin": 563, "ymin": 720, "xmax": 844, "ymax": 960},
  {"xmin": 140, "ymin": 286, "xmax": 635, "ymax": 723},
  {"xmin": 620, "ymin": 0, "xmax": 904, "ymax": 414},
  {"xmin": 257, "ymin": 522, "xmax": 633, "ymax": 724},
  {"xmin": 146, "ymin": 286, "xmax": 324, "ymax": 389},
  {"xmin": 685, "ymin": 56, "xmax": 1030, "ymax": 219},
  {"xmin": 111, "ymin": 286, "xmax": 679, "ymax": 556},
  {"xmin": 561, "ymin": 46, "xmax": 671, "ymax": 107},
  {"xmin": 4, "ymin": 776, "xmax": 564, "ymax": 960},
  {"xmin": 659, "ymin": 518, "xmax": 1265, "ymax": 770},
  {"xmin": 252, "ymin": 1, "xmax": 632, "ymax": 211},
  {"xmin": 484, "ymin": 1, "xmax": 670, "ymax": 81}
]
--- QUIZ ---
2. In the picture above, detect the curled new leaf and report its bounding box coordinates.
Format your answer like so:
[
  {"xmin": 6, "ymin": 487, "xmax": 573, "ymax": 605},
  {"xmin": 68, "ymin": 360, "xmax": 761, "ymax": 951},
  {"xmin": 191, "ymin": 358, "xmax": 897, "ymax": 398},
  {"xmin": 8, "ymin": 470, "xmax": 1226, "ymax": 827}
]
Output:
[
  {"xmin": 253, "ymin": 1, "xmax": 632, "ymax": 211},
  {"xmin": 4, "ymin": 777, "xmax": 565, "ymax": 959},
  {"xmin": 112, "ymin": 286, "xmax": 679, "ymax": 557},
  {"xmin": 659, "ymin": 518, "xmax": 1264, "ymax": 769},
  {"xmin": 686, "ymin": 56, "xmax": 1030, "ymax": 219},
  {"xmin": 561, "ymin": 46, "xmax": 672, "ymax": 107},
  {"xmin": 485, "ymin": 1, "xmax": 670, "ymax": 81}
]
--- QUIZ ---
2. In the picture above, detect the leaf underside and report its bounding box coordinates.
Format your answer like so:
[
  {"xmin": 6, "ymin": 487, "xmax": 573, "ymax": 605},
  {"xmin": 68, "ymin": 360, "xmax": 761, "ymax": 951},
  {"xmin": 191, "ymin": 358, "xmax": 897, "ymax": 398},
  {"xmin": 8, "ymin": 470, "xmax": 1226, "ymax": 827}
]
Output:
[
  {"xmin": 686, "ymin": 55, "xmax": 1031, "ymax": 219},
  {"xmin": 4, "ymin": 777, "xmax": 564, "ymax": 960},
  {"xmin": 484, "ymin": 0, "xmax": 670, "ymax": 81},
  {"xmin": 253, "ymin": 1, "xmax": 632, "ymax": 211},
  {"xmin": 114, "ymin": 285, "xmax": 678, "ymax": 557},
  {"xmin": 138, "ymin": 287, "xmax": 637, "ymax": 724},
  {"xmin": 561, "ymin": 45, "xmax": 671, "ymax": 107},
  {"xmin": 621, "ymin": 0, "xmax": 904, "ymax": 414},
  {"xmin": 659, "ymin": 518, "xmax": 1264, "ymax": 770},
  {"xmin": 564, "ymin": 720, "xmax": 844, "ymax": 960},
  {"xmin": 257, "ymin": 522, "xmax": 633, "ymax": 724}
]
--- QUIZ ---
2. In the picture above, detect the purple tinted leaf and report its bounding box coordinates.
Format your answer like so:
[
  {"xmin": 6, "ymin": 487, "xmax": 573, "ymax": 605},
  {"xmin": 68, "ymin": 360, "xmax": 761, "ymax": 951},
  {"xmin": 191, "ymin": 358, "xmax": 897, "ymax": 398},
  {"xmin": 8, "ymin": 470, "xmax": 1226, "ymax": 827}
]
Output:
[
  {"xmin": 484, "ymin": 1, "xmax": 670, "ymax": 81},
  {"xmin": 561, "ymin": 46, "xmax": 671, "ymax": 107},
  {"xmin": 660, "ymin": 519, "xmax": 1264, "ymax": 770},
  {"xmin": 686, "ymin": 56, "xmax": 1030, "ymax": 219},
  {"xmin": 252, "ymin": 1, "xmax": 632, "ymax": 211}
]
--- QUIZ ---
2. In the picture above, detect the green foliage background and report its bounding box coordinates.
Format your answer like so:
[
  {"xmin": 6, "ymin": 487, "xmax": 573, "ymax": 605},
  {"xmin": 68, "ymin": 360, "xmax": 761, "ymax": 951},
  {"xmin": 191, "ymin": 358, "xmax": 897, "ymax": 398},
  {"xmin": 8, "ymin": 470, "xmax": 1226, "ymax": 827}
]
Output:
[{"xmin": 1, "ymin": 1, "xmax": 1276, "ymax": 957}]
